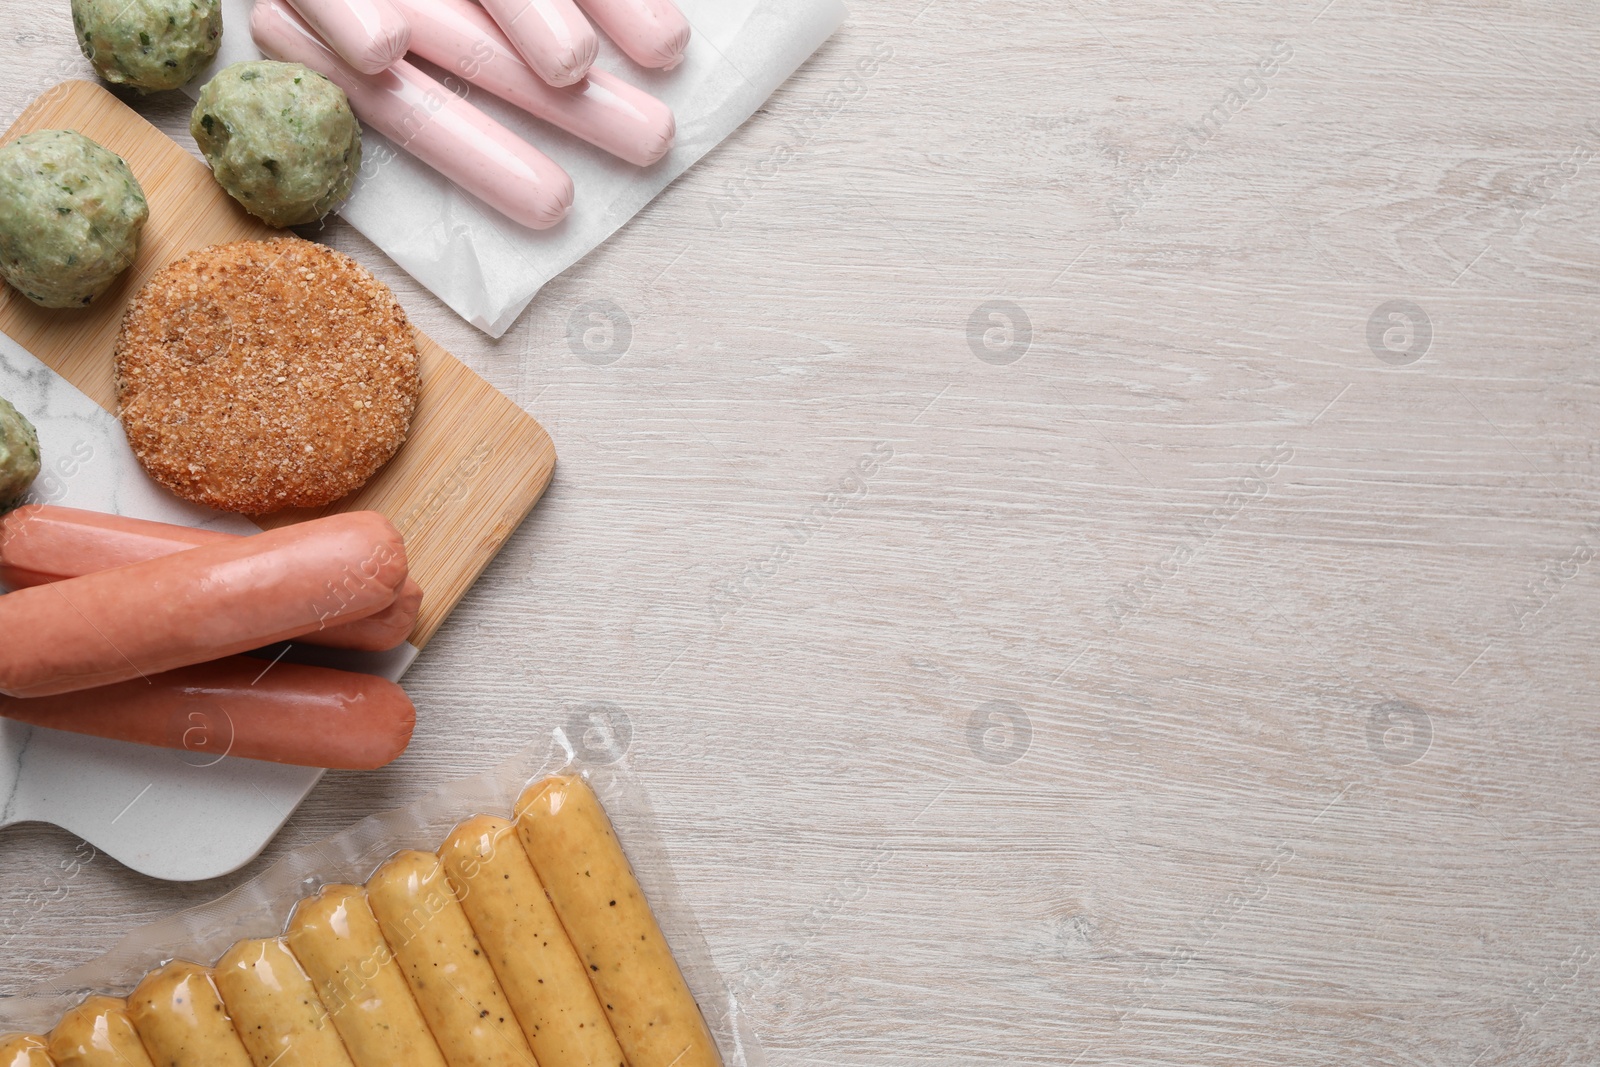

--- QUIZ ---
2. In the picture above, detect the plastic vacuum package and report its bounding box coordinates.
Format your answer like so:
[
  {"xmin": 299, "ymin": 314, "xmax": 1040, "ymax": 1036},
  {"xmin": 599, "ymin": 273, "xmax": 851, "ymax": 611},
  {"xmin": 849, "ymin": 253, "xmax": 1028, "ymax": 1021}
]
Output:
[{"xmin": 0, "ymin": 730, "xmax": 762, "ymax": 1067}]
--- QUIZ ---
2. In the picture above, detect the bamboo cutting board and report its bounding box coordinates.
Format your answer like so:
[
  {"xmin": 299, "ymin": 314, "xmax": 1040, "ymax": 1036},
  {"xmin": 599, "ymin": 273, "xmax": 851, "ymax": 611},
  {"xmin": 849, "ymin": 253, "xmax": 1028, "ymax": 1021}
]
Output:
[{"xmin": 0, "ymin": 81, "xmax": 556, "ymax": 648}]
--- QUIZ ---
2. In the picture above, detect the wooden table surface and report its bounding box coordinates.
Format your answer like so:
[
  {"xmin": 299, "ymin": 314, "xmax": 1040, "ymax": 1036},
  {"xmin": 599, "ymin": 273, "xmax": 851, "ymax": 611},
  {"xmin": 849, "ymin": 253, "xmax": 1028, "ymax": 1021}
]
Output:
[{"xmin": 4, "ymin": 1, "xmax": 1599, "ymax": 1062}]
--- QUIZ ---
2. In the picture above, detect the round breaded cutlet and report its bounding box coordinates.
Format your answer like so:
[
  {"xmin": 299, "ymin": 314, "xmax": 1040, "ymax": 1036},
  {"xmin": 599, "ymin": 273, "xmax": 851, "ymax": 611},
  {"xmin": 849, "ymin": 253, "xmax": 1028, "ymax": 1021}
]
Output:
[{"xmin": 115, "ymin": 237, "xmax": 420, "ymax": 514}]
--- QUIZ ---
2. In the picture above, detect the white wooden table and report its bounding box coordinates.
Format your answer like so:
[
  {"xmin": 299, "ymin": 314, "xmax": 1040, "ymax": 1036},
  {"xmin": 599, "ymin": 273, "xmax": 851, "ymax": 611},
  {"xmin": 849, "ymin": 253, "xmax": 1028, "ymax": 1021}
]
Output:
[{"xmin": 4, "ymin": 1, "xmax": 1599, "ymax": 1062}]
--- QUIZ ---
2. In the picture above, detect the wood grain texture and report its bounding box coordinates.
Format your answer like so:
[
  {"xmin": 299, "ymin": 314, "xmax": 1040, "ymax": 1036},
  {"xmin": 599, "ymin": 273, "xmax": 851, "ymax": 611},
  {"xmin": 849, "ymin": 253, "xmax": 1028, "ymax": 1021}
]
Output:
[
  {"xmin": 0, "ymin": 81, "xmax": 556, "ymax": 647},
  {"xmin": 3, "ymin": 1, "xmax": 1600, "ymax": 1065}
]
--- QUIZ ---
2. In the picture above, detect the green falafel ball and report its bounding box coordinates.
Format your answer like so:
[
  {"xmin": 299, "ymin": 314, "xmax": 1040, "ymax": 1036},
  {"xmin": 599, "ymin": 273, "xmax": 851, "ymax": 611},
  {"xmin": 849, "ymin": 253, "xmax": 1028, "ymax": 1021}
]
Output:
[
  {"xmin": 71, "ymin": 0, "xmax": 222, "ymax": 93},
  {"xmin": 0, "ymin": 130, "xmax": 149, "ymax": 308},
  {"xmin": 192, "ymin": 61, "xmax": 363, "ymax": 228},
  {"xmin": 0, "ymin": 396, "xmax": 41, "ymax": 511}
]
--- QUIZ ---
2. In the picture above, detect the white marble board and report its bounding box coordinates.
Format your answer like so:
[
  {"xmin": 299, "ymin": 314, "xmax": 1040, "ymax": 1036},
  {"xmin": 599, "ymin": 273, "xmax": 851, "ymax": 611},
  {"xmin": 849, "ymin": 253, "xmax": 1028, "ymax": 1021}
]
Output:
[{"xmin": 0, "ymin": 332, "xmax": 417, "ymax": 882}]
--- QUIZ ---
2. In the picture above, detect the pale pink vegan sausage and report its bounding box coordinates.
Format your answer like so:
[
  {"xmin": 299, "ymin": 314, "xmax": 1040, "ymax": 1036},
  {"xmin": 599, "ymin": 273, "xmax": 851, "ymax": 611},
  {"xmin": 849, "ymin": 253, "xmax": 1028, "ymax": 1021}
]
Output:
[
  {"xmin": 574, "ymin": 0, "xmax": 689, "ymax": 70},
  {"xmin": 392, "ymin": 0, "xmax": 674, "ymax": 166},
  {"xmin": 0, "ymin": 506, "xmax": 423, "ymax": 651},
  {"xmin": 286, "ymin": 0, "xmax": 413, "ymax": 74},
  {"xmin": 0, "ymin": 510, "xmax": 408, "ymax": 698},
  {"xmin": 252, "ymin": 0, "xmax": 575, "ymax": 229},
  {"xmin": 0, "ymin": 656, "xmax": 416, "ymax": 769},
  {"xmin": 479, "ymin": 0, "xmax": 596, "ymax": 87}
]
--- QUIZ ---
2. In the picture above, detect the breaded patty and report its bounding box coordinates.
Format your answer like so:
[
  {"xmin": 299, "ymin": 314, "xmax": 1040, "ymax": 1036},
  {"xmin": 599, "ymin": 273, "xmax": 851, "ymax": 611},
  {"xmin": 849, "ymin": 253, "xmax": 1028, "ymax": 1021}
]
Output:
[{"xmin": 115, "ymin": 237, "xmax": 420, "ymax": 514}]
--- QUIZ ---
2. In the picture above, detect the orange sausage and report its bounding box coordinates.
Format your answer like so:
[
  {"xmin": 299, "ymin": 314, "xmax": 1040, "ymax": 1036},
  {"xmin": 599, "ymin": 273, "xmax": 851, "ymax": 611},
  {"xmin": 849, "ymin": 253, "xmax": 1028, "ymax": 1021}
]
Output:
[
  {"xmin": 0, "ymin": 656, "xmax": 415, "ymax": 769},
  {"xmin": 0, "ymin": 506, "xmax": 423, "ymax": 651},
  {"xmin": 0, "ymin": 511, "xmax": 408, "ymax": 697}
]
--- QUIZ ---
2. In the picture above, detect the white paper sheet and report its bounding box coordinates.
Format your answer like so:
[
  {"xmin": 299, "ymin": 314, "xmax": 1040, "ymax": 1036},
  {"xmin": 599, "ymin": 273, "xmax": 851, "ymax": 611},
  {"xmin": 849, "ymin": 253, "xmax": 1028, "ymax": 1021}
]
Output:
[{"xmin": 192, "ymin": 0, "xmax": 846, "ymax": 335}]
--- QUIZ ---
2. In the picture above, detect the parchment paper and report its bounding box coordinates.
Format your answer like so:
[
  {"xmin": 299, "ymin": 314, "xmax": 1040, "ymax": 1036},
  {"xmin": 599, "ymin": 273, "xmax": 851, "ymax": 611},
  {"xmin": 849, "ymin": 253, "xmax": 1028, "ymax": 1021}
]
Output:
[{"xmin": 194, "ymin": 0, "xmax": 847, "ymax": 335}]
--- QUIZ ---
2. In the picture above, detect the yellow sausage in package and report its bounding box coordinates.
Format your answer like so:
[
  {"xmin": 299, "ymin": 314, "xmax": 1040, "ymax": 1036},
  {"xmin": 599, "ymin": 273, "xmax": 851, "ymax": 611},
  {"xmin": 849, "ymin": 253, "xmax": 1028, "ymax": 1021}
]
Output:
[{"xmin": 0, "ymin": 737, "xmax": 753, "ymax": 1067}]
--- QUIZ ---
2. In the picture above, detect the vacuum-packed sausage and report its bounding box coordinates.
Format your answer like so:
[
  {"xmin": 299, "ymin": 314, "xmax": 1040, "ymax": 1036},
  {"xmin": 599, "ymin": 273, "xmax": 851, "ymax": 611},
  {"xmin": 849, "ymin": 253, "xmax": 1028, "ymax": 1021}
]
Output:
[
  {"xmin": 49, "ymin": 997, "xmax": 156, "ymax": 1067},
  {"xmin": 574, "ymin": 0, "xmax": 688, "ymax": 70},
  {"xmin": 285, "ymin": 0, "xmax": 412, "ymax": 73},
  {"xmin": 365, "ymin": 850, "xmax": 538, "ymax": 1067},
  {"xmin": 215, "ymin": 939, "xmax": 357, "ymax": 1067},
  {"xmin": 516, "ymin": 776, "xmax": 722, "ymax": 1067},
  {"xmin": 127, "ymin": 962, "xmax": 254, "ymax": 1067},
  {"xmin": 479, "ymin": 0, "xmax": 596, "ymax": 87},
  {"xmin": 285, "ymin": 885, "xmax": 450, "ymax": 1067},
  {"xmin": 440, "ymin": 814, "xmax": 626, "ymax": 1067},
  {"xmin": 0, "ymin": 1034, "xmax": 51, "ymax": 1067},
  {"xmin": 0, "ymin": 510, "xmax": 408, "ymax": 698},
  {"xmin": 0, "ymin": 506, "xmax": 422, "ymax": 651},
  {"xmin": 252, "ymin": 0, "xmax": 574, "ymax": 230},
  {"xmin": 0, "ymin": 656, "xmax": 415, "ymax": 771},
  {"xmin": 391, "ymin": 0, "xmax": 673, "ymax": 166}
]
